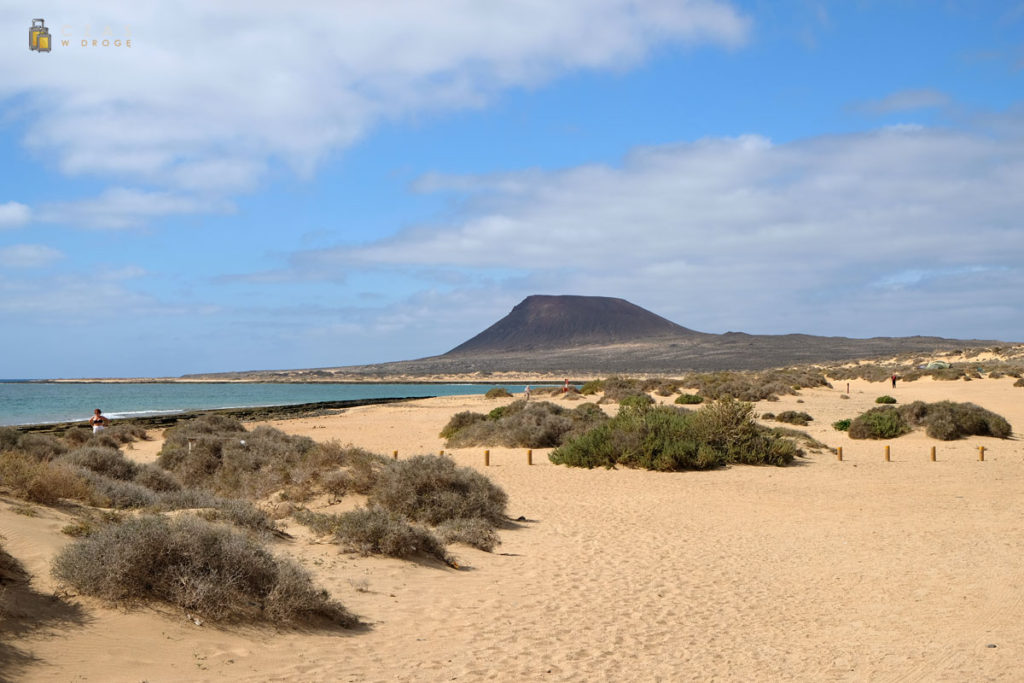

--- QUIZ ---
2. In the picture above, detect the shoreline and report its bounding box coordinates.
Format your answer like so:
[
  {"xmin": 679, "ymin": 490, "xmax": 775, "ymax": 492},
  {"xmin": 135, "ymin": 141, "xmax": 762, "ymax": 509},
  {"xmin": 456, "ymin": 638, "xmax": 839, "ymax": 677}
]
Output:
[{"xmin": 11, "ymin": 396, "xmax": 428, "ymax": 434}]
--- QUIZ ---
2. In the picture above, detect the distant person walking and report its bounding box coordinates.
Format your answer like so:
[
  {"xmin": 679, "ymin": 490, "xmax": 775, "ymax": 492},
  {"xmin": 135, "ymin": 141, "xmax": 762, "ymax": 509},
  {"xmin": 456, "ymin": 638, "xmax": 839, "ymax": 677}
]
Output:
[
  {"xmin": 89, "ymin": 408, "xmax": 110, "ymax": 433},
  {"xmin": 562, "ymin": 378, "xmax": 570, "ymax": 393},
  {"xmin": 524, "ymin": 385, "xmax": 531, "ymax": 401},
  {"xmin": 891, "ymin": 374, "xmax": 898, "ymax": 389}
]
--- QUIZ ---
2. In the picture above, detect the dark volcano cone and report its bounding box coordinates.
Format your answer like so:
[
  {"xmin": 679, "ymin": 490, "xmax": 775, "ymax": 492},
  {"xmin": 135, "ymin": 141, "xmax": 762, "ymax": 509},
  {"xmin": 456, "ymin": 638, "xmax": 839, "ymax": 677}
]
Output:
[{"xmin": 444, "ymin": 295, "xmax": 702, "ymax": 355}]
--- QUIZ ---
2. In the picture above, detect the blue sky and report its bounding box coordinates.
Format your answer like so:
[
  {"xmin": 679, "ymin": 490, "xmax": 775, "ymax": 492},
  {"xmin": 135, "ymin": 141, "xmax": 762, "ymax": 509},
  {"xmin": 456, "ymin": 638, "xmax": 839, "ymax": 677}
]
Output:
[{"xmin": 1, "ymin": 1, "xmax": 1022, "ymax": 378}]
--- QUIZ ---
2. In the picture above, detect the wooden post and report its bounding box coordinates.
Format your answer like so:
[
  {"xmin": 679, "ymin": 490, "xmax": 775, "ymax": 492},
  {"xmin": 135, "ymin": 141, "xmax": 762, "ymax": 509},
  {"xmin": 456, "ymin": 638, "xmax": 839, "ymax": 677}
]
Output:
[
  {"xmin": 836, "ymin": 446, "xmax": 842, "ymax": 461},
  {"xmin": 846, "ymin": 382, "xmax": 850, "ymax": 394},
  {"xmin": 527, "ymin": 449, "xmax": 533, "ymax": 465},
  {"xmin": 439, "ymin": 450, "xmax": 444, "ymax": 456},
  {"xmin": 979, "ymin": 446, "xmax": 985, "ymax": 461},
  {"xmin": 930, "ymin": 446, "xmax": 936, "ymax": 462},
  {"xmin": 484, "ymin": 449, "xmax": 490, "ymax": 467},
  {"xmin": 392, "ymin": 450, "xmax": 398, "ymax": 460},
  {"xmin": 885, "ymin": 445, "xmax": 890, "ymax": 462}
]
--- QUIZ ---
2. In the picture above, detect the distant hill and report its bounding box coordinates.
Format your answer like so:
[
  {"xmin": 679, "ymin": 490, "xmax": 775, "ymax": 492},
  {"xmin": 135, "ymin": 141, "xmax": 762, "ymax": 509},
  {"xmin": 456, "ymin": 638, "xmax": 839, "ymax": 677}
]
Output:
[
  {"xmin": 446, "ymin": 295, "xmax": 701, "ymax": 354},
  {"xmin": 182, "ymin": 294, "xmax": 1010, "ymax": 380}
]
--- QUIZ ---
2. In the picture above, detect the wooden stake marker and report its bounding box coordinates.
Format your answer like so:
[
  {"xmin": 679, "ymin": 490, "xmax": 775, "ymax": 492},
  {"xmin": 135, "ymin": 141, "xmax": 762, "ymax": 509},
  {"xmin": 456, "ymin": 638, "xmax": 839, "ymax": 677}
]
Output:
[
  {"xmin": 439, "ymin": 450, "xmax": 444, "ymax": 456},
  {"xmin": 392, "ymin": 450, "xmax": 398, "ymax": 460},
  {"xmin": 484, "ymin": 449, "xmax": 490, "ymax": 467},
  {"xmin": 836, "ymin": 446, "xmax": 843, "ymax": 461},
  {"xmin": 930, "ymin": 446, "xmax": 936, "ymax": 462},
  {"xmin": 527, "ymin": 449, "xmax": 533, "ymax": 465},
  {"xmin": 979, "ymin": 446, "xmax": 985, "ymax": 462},
  {"xmin": 885, "ymin": 445, "xmax": 891, "ymax": 462}
]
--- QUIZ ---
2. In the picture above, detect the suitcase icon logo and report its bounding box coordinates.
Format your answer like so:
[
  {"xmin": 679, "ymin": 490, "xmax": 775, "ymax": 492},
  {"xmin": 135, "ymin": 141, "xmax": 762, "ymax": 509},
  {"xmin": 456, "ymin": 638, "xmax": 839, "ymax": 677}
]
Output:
[{"xmin": 30, "ymin": 19, "xmax": 51, "ymax": 52}]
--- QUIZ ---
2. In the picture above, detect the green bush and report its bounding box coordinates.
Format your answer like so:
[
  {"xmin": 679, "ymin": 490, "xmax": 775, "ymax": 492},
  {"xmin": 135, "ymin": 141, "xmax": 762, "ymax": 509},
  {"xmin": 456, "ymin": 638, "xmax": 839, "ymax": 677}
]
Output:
[
  {"xmin": 549, "ymin": 397, "xmax": 799, "ymax": 471},
  {"xmin": 1014, "ymin": 378, "xmax": 1024, "ymax": 387},
  {"xmin": 832, "ymin": 419, "xmax": 852, "ymax": 432},
  {"xmin": 369, "ymin": 455, "xmax": 508, "ymax": 525},
  {"xmin": 848, "ymin": 407, "xmax": 911, "ymax": 439},
  {"xmin": 484, "ymin": 387, "xmax": 512, "ymax": 399},
  {"xmin": 439, "ymin": 411, "xmax": 487, "ymax": 440},
  {"xmin": 334, "ymin": 507, "xmax": 453, "ymax": 566},
  {"xmin": 675, "ymin": 393, "xmax": 703, "ymax": 405},
  {"xmin": 774, "ymin": 411, "xmax": 813, "ymax": 426},
  {"xmin": 875, "ymin": 395, "xmax": 897, "ymax": 404},
  {"xmin": 442, "ymin": 401, "xmax": 606, "ymax": 449},
  {"xmin": 896, "ymin": 401, "xmax": 1012, "ymax": 440},
  {"xmin": 52, "ymin": 515, "xmax": 354, "ymax": 626}
]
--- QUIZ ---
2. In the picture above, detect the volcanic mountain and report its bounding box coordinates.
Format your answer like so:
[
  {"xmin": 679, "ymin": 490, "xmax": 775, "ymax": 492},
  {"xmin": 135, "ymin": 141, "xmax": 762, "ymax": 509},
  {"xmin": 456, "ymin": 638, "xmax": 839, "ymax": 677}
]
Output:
[
  {"xmin": 186, "ymin": 294, "xmax": 1005, "ymax": 379},
  {"xmin": 445, "ymin": 295, "xmax": 702, "ymax": 355}
]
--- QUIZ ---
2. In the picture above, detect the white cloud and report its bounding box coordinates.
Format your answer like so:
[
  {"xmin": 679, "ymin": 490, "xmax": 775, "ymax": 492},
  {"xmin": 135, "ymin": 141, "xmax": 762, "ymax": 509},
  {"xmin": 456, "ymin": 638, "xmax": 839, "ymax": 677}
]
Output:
[
  {"xmin": 853, "ymin": 88, "xmax": 951, "ymax": 115},
  {"xmin": 0, "ymin": 244, "xmax": 64, "ymax": 268},
  {"xmin": 39, "ymin": 188, "xmax": 233, "ymax": 229},
  {"xmin": 0, "ymin": 1, "xmax": 749, "ymax": 226},
  {"xmin": 294, "ymin": 124, "xmax": 1024, "ymax": 339},
  {"xmin": 0, "ymin": 202, "xmax": 31, "ymax": 228}
]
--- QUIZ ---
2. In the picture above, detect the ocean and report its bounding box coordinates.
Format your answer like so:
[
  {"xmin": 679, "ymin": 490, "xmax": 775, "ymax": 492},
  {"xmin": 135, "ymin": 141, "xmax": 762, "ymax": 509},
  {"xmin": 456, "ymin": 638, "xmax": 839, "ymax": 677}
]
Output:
[{"xmin": 0, "ymin": 381, "xmax": 533, "ymax": 427}]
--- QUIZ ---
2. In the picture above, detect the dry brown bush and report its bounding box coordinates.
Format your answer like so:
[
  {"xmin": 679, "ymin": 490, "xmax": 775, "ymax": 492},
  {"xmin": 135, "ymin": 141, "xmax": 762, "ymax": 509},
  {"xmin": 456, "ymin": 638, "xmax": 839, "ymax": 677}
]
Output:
[{"xmin": 52, "ymin": 515, "xmax": 355, "ymax": 626}]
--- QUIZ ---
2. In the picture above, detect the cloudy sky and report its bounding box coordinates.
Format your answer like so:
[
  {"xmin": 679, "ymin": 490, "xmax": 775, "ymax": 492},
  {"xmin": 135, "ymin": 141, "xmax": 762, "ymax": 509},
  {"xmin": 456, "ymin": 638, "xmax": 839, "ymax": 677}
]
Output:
[{"xmin": 2, "ymin": 1, "xmax": 1022, "ymax": 378}]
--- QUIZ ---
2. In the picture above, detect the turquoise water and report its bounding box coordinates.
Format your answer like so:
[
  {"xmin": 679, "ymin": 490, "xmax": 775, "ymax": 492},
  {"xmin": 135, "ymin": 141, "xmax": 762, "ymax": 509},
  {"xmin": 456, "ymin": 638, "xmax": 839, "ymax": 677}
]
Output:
[{"xmin": 0, "ymin": 382, "xmax": 532, "ymax": 426}]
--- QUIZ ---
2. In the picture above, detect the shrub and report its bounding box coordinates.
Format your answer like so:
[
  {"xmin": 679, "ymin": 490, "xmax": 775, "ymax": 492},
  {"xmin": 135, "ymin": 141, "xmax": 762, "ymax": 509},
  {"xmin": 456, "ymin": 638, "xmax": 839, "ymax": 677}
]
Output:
[
  {"xmin": 832, "ymin": 419, "xmax": 852, "ymax": 432},
  {"xmin": 685, "ymin": 369, "xmax": 829, "ymax": 402},
  {"xmin": 334, "ymin": 507, "xmax": 453, "ymax": 566},
  {"xmin": 438, "ymin": 411, "xmax": 487, "ymax": 440},
  {"xmin": 654, "ymin": 383, "xmax": 679, "ymax": 397},
  {"xmin": 760, "ymin": 412, "xmax": 775, "ymax": 420},
  {"xmin": 0, "ymin": 427, "xmax": 22, "ymax": 452},
  {"xmin": 580, "ymin": 380, "xmax": 604, "ymax": 395},
  {"xmin": 600, "ymin": 377, "xmax": 645, "ymax": 402},
  {"xmin": 550, "ymin": 397, "xmax": 799, "ymax": 471},
  {"xmin": 369, "ymin": 455, "xmax": 508, "ymax": 525},
  {"xmin": 0, "ymin": 451, "xmax": 97, "ymax": 505},
  {"xmin": 52, "ymin": 515, "xmax": 355, "ymax": 626},
  {"xmin": 876, "ymin": 395, "xmax": 897, "ymax": 404},
  {"xmin": 293, "ymin": 508, "xmax": 346, "ymax": 536},
  {"xmin": 443, "ymin": 400, "xmax": 605, "ymax": 449},
  {"xmin": 484, "ymin": 387, "xmax": 512, "ymax": 399},
  {"xmin": 848, "ymin": 407, "xmax": 911, "ymax": 439},
  {"xmin": 61, "ymin": 446, "xmax": 139, "ymax": 481},
  {"xmin": 157, "ymin": 417, "xmax": 322, "ymax": 497},
  {"xmin": 775, "ymin": 411, "xmax": 813, "ymax": 426},
  {"xmin": 156, "ymin": 489, "xmax": 275, "ymax": 533},
  {"xmin": 895, "ymin": 401, "xmax": 1012, "ymax": 440},
  {"xmin": 62, "ymin": 427, "xmax": 92, "ymax": 446},
  {"xmin": 1015, "ymin": 378, "xmax": 1024, "ymax": 387},
  {"xmin": 75, "ymin": 470, "xmax": 159, "ymax": 509},
  {"xmin": 675, "ymin": 393, "xmax": 703, "ymax": 405},
  {"xmin": 436, "ymin": 518, "xmax": 500, "ymax": 552},
  {"xmin": 16, "ymin": 433, "xmax": 67, "ymax": 461},
  {"xmin": 133, "ymin": 464, "xmax": 181, "ymax": 492}
]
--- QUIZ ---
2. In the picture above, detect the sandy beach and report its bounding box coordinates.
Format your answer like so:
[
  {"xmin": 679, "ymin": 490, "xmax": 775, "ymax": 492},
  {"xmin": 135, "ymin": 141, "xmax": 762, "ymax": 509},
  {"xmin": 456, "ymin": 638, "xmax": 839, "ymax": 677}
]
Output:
[{"xmin": 4, "ymin": 374, "xmax": 1024, "ymax": 681}]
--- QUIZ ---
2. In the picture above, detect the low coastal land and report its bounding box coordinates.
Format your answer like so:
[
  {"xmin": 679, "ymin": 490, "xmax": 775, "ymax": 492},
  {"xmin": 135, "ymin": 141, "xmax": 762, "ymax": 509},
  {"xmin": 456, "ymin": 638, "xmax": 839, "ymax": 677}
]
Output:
[{"xmin": 3, "ymin": 362, "xmax": 1024, "ymax": 681}]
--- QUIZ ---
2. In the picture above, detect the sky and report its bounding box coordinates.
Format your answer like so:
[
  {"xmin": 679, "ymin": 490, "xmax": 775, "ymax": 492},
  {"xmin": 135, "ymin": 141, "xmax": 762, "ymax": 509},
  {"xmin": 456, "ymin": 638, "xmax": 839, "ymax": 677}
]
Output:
[{"xmin": 1, "ymin": 1, "xmax": 1023, "ymax": 378}]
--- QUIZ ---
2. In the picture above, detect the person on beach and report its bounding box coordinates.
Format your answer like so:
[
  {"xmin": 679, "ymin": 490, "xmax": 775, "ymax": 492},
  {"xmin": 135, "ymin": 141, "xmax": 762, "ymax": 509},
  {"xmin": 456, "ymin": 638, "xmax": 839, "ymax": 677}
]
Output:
[
  {"xmin": 891, "ymin": 374, "xmax": 898, "ymax": 389},
  {"xmin": 89, "ymin": 408, "xmax": 110, "ymax": 433},
  {"xmin": 524, "ymin": 385, "xmax": 531, "ymax": 401}
]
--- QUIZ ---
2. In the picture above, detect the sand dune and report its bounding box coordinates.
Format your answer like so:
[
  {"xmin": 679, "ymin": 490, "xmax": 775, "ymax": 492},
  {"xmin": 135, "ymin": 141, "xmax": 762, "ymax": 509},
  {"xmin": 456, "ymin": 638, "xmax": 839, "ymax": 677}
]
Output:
[{"xmin": 3, "ymin": 376, "xmax": 1024, "ymax": 681}]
